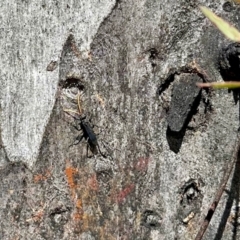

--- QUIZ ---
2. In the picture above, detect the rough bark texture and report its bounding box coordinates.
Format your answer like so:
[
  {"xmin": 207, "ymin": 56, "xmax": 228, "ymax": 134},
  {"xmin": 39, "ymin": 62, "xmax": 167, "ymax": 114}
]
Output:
[{"xmin": 1, "ymin": 1, "xmax": 240, "ymax": 239}]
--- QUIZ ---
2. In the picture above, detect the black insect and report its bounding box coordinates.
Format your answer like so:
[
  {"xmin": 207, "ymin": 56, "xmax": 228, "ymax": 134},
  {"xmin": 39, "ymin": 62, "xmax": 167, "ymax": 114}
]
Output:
[{"xmin": 64, "ymin": 94, "xmax": 106, "ymax": 158}]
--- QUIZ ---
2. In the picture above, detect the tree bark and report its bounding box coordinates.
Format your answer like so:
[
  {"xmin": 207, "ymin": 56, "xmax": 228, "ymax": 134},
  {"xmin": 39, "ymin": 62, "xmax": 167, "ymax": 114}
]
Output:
[{"xmin": 1, "ymin": 1, "xmax": 240, "ymax": 239}]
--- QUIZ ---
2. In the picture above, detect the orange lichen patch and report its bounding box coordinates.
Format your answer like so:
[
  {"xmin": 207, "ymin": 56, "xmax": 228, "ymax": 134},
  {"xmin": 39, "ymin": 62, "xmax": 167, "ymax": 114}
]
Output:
[
  {"xmin": 73, "ymin": 212, "xmax": 82, "ymax": 221},
  {"xmin": 33, "ymin": 169, "xmax": 51, "ymax": 183},
  {"xmin": 76, "ymin": 198, "xmax": 82, "ymax": 209},
  {"xmin": 73, "ymin": 208, "xmax": 84, "ymax": 221},
  {"xmin": 65, "ymin": 166, "xmax": 79, "ymax": 199},
  {"xmin": 72, "ymin": 198, "xmax": 84, "ymax": 222},
  {"xmin": 65, "ymin": 162, "xmax": 104, "ymax": 235},
  {"xmin": 87, "ymin": 174, "xmax": 99, "ymax": 191},
  {"xmin": 115, "ymin": 183, "xmax": 135, "ymax": 204},
  {"xmin": 134, "ymin": 157, "xmax": 151, "ymax": 172}
]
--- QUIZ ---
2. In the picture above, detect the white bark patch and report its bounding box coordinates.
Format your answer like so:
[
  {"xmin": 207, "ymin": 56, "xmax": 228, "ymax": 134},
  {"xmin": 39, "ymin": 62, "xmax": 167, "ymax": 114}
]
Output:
[{"xmin": 0, "ymin": 0, "xmax": 115, "ymax": 167}]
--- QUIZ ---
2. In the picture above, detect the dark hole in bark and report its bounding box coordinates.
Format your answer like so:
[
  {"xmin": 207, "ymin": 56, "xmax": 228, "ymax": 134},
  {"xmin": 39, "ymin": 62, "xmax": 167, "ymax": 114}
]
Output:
[
  {"xmin": 219, "ymin": 43, "xmax": 240, "ymax": 81},
  {"xmin": 179, "ymin": 179, "xmax": 201, "ymax": 206},
  {"xmin": 219, "ymin": 43, "xmax": 240, "ymax": 103},
  {"xmin": 60, "ymin": 78, "xmax": 85, "ymax": 90},
  {"xmin": 222, "ymin": 2, "xmax": 233, "ymax": 12},
  {"xmin": 141, "ymin": 210, "xmax": 162, "ymax": 228}
]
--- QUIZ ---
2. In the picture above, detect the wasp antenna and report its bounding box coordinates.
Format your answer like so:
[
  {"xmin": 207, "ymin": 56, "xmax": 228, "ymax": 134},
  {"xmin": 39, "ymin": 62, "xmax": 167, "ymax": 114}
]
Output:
[
  {"xmin": 77, "ymin": 92, "xmax": 83, "ymax": 115},
  {"xmin": 64, "ymin": 109, "xmax": 81, "ymax": 116}
]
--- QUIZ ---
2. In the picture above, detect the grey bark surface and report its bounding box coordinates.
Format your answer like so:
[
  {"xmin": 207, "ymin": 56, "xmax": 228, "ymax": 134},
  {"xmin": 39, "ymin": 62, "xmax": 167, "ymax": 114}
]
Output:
[{"xmin": 0, "ymin": 1, "xmax": 240, "ymax": 240}]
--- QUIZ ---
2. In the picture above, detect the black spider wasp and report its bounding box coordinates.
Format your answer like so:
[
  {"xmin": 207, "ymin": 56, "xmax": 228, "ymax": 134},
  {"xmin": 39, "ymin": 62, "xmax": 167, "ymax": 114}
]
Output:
[{"xmin": 64, "ymin": 93, "xmax": 106, "ymax": 158}]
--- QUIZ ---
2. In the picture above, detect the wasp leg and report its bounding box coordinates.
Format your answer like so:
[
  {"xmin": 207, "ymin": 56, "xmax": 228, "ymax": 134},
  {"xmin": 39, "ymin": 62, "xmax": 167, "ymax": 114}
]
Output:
[
  {"xmin": 72, "ymin": 122, "xmax": 82, "ymax": 131},
  {"xmin": 97, "ymin": 144, "xmax": 107, "ymax": 158},
  {"xmin": 69, "ymin": 134, "xmax": 84, "ymax": 148},
  {"xmin": 87, "ymin": 142, "xmax": 90, "ymax": 158}
]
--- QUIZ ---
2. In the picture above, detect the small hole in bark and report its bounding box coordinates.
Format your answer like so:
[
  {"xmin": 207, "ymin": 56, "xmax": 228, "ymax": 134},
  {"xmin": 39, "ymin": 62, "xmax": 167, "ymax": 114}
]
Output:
[
  {"xmin": 179, "ymin": 179, "xmax": 201, "ymax": 206},
  {"xmin": 219, "ymin": 43, "xmax": 240, "ymax": 81},
  {"xmin": 149, "ymin": 48, "xmax": 158, "ymax": 60},
  {"xmin": 177, "ymin": 179, "xmax": 204, "ymax": 225},
  {"xmin": 60, "ymin": 78, "xmax": 85, "ymax": 91},
  {"xmin": 219, "ymin": 42, "xmax": 240, "ymax": 103},
  {"xmin": 141, "ymin": 210, "xmax": 162, "ymax": 228},
  {"xmin": 222, "ymin": 2, "xmax": 233, "ymax": 12}
]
